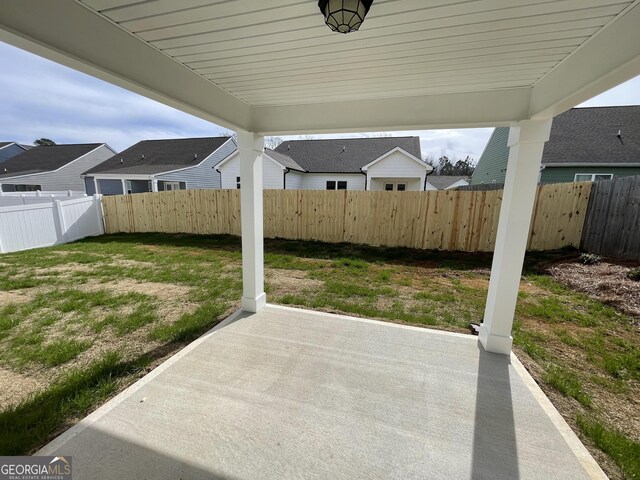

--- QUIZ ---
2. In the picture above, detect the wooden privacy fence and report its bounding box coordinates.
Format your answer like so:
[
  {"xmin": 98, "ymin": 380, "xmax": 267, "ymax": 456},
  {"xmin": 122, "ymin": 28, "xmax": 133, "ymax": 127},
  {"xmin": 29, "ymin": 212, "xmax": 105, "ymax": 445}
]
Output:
[
  {"xmin": 101, "ymin": 182, "xmax": 592, "ymax": 252},
  {"xmin": 581, "ymin": 175, "xmax": 640, "ymax": 261}
]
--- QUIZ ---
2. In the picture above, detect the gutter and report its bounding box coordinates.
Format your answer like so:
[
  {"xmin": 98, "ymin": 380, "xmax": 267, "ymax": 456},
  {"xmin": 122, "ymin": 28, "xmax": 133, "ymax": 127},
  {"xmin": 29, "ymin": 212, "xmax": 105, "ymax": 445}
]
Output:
[
  {"xmin": 360, "ymin": 170, "xmax": 368, "ymax": 191},
  {"xmin": 283, "ymin": 168, "xmax": 290, "ymax": 189}
]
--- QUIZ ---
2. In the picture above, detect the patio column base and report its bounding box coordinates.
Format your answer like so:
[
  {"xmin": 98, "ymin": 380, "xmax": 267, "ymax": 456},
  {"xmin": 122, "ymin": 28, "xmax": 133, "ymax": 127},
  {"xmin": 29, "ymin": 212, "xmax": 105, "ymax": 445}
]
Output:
[
  {"xmin": 478, "ymin": 324, "xmax": 512, "ymax": 355},
  {"xmin": 242, "ymin": 293, "xmax": 266, "ymax": 313}
]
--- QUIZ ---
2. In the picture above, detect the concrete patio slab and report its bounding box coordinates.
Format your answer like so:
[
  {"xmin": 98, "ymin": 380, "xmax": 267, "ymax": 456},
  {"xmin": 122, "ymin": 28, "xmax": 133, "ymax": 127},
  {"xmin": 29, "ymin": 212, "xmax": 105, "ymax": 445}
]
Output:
[{"xmin": 38, "ymin": 305, "xmax": 605, "ymax": 479}]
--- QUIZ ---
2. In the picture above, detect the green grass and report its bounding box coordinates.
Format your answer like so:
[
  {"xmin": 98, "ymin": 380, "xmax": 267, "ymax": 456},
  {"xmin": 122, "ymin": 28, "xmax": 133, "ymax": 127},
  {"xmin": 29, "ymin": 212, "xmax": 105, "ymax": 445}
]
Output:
[
  {"xmin": 0, "ymin": 233, "xmax": 637, "ymax": 478},
  {"xmin": 543, "ymin": 365, "xmax": 592, "ymax": 407},
  {"xmin": 149, "ymin": 302, "xmax": 227, "ymax": 342},
  {"xmin": 577, "ymin": 415, "xmax": 640, "ymax": 480},
  {"xmin": 0, "ymin": 352, "xmax": 149, "ymax": 455}
]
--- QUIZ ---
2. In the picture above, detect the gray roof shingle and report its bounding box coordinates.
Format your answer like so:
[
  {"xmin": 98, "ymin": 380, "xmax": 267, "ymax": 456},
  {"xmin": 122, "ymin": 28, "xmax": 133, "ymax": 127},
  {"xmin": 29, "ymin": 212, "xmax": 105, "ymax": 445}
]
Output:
[
  {"xmin": 264, "ymin": 149, "xmax": 305, "ymax": 172},
  {"xmin": 0, "ymin": 143, "xmax": 103, "ymax": 178},
  {"xmin": 542, "ymin": 106, "xmax": 640, "ymax": 165},
  {"xmin": 84, "ymin": 137, "xmax": 231, "ymax": 175},
  {"xmin": 272, "ymin": 136, "xmax": 422, "ymax": 173},
  {"xmin": 427, "ymin": 175, "xmax": 469, "ymax": 189}
]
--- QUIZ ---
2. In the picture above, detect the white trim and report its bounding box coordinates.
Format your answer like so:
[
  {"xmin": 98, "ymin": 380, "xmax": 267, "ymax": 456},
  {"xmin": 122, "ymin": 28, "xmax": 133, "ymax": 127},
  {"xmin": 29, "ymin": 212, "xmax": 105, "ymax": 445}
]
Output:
[
  {"xmin": 214, "ymin": 149, "xmax": 241, "ymax": 172},
  {"xmin": 0, "ymin": 142, "xmax": 16, "ymax": 151},
  {"xmin": 361, "ymin": 146, "xmax": 431, "ymax": 172},
  {"xmin": 0, "ymin": 144, "xmax": 114, "ymax": 181},
  {"xmin": 91, "ymin": 173, "xmax": 153, "ymax": 181},
  {"xmin": 573, "ymin": 173, "xmax": 614, "ymax": 182},
  {"xmin": 545, "ymin": 162, "xmax": 640, "ymax": 168}
]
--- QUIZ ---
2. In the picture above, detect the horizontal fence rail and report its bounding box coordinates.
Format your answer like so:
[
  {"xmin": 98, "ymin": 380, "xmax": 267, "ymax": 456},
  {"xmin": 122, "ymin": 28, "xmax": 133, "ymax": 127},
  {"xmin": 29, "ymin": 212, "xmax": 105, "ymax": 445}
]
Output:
[
  {"xmin": 0, "ymin": 195, "xmax": 104, "ymax": 253},
  {"xmin": 581, "ymin": 175, "xmax": 640, "ymax": 261},
  {"xmin": 102, "ymin": 183, "xmax": 592, "ymax": 252}
]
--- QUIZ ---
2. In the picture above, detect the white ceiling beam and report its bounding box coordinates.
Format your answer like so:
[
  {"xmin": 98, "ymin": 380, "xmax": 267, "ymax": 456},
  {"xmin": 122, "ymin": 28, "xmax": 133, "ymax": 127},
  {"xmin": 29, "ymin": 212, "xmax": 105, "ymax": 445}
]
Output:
[
  {"xmin": 530, "ymin": 2, "xmax": 640, "ymax": 118},
  {"xmin": 0, "ymin": 0, "xmax": 251, "ymax": 132},
  {"xmin": 251, "ymin": 88, "xmax": 531, "ymax": 135}
]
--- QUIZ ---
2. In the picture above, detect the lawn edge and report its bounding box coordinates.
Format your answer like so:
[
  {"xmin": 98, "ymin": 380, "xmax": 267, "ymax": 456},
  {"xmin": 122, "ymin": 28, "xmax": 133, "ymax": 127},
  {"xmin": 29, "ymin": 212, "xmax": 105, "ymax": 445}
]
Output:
[
  {"xmin": 511, "ymin": 353, "xmax": 608, "ymax": 479},
  {"xmin": 36, "ymin": 308, "xmax": 245, "ymax": 456}
]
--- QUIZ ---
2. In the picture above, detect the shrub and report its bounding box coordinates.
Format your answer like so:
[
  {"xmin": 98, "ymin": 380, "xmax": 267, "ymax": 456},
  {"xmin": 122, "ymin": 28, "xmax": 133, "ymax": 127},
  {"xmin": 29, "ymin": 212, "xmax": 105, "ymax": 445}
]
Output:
[
  {"xmin": 627, "ymin": 267, "xmax": 640, "ymax": 281},
  {"xmin": 580, "ymin": 253, "xmax": 602, "ymax": 265}
]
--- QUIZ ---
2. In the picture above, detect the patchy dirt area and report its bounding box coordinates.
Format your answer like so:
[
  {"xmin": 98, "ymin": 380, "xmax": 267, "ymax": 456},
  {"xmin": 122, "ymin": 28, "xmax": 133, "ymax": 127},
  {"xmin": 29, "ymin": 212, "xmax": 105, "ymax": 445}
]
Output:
[
  {"xmin": 266, "ymin": 268, "xmax": 323, "ymax": 296},
  {"xmin": 550, "ymin": 261, "xmax": 640, "ymax": 321},
  {"xmin": 0, "ymin": 368, "xmax": 44, "ymax": 410},
  {"xmin": 0, "ymin": 291, "xmax": 30, "ymax": 307}
]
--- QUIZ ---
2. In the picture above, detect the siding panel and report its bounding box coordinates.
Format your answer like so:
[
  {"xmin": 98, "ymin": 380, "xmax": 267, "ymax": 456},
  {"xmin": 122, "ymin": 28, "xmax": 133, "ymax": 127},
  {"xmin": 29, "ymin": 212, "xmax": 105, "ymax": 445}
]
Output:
[
  {"xmin": 470, "ymin": 127, "xmax": 509, "ymax": 185},
  {"xmin": 155, "ymin": 139, "xmax": 236, "ymax": 189},
  {"xmin": 0, "ymin": 145, "xmax": 115, "ymax": 191}
]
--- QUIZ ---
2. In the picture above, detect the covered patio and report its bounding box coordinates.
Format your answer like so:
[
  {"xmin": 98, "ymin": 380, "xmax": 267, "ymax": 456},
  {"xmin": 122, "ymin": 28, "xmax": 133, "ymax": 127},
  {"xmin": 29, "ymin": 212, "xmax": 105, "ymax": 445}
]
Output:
[
  {"xmin": 39, "ymin": 305, "xmax": 600, "ymax": 479},
  {"xmin": 2, "ymin": 0, "xmax": 639, "ymax": 477}
]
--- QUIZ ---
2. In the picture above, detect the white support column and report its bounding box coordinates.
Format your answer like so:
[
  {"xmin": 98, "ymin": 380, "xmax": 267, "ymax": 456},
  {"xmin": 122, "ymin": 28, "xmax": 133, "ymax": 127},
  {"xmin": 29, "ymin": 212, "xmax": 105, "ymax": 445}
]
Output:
[
  {"xmin": 151, "ymin": 179, "xmax": 158, "ymax": 192},
  {"xmin": 121, "ymin": 179, "xmax": 127, "ymax": 195},
  {"xmin": 237, "ymin": 130, "xmax": 266, "ymax": 313},
  {"xmin": 479, "ymin": 118, "xmax": 552, "ymax": 354}
]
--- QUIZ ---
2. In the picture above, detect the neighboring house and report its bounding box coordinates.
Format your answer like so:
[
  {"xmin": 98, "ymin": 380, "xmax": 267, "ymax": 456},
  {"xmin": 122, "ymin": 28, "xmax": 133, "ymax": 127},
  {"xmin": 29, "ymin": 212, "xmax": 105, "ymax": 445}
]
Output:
[
  {"xmin": 471, "ymin": 106, "xmax": 640, "ymax": 185},
  {"xmin": 0, "ymin": 143, "xmax": 115, "ymax": 192},
  {"xmin": 83, "ymin": 137, "xmax": 235, "ymax": 195},
  {"xmin": 217, "ymin": 136, "xmax": 432, "ymax": 190},
  {"xmin": 0, "ymin": 142, "xmax": 32, "ymax": 164},
  {"xmin": 425, "ymin": 175, "xmax": 469, "ymax": 190}
]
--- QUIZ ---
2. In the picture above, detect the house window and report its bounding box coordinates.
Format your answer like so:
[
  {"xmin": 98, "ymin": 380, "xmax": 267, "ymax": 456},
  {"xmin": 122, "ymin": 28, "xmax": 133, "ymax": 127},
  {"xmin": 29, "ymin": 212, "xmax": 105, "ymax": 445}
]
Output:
[
  {"xmin": 384, "ymin": 183, "xmax": 407, "ymax": 191},
  {"xmin": 165, "ymin": 181, "xmax": 181, "ymax": 191},
  {"xmin": 574, "ymin": 173, "xmax": 613, "ymax": 182},
  {"xmin": 236, "ymin": 176, "xmax": 241, "ymax": 189},
  {"xmin": 14, "ymin": 184, "xmax": 42, "ymax": 192},
  {"xmin": 337, "ymin": 181, "xmax": 347, "ymax": 190},
  {"xmin": 326, "ymin": 181, "xmax": 336, "ymax": 190}
]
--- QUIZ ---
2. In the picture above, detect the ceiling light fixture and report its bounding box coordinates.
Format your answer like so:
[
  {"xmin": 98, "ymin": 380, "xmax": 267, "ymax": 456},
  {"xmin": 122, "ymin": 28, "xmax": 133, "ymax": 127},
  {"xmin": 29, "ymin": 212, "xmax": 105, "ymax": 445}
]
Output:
[{"xmin": 318, "ymin": 0, "xmax": 373, "ymax": 34}]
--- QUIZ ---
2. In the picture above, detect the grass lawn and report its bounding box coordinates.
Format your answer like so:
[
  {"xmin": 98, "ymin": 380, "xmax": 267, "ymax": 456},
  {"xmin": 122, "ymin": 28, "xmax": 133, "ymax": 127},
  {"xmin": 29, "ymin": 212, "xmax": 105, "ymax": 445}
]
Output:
[{"xmin": 0, "ymin": 233, "xmax": 638, "ymax": 479}]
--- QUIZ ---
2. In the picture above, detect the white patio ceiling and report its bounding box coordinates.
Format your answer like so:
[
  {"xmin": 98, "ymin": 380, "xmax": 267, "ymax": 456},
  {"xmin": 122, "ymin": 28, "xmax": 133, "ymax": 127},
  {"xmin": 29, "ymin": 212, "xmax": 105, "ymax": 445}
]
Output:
[{"xmin": 1, "ymin": 0, "xmax": 640, "ymax": 133}]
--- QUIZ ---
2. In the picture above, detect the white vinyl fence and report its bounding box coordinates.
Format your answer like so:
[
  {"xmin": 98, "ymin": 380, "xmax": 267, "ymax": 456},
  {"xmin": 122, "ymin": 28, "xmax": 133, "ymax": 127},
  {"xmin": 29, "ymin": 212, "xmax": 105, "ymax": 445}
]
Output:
[
  {"xmin": 0, "ymin": 190, "xmax": 86, "ymax": 207},
  {"xmin": 0, "ymin": 195, "xmax": 104, "ymax": 253}
]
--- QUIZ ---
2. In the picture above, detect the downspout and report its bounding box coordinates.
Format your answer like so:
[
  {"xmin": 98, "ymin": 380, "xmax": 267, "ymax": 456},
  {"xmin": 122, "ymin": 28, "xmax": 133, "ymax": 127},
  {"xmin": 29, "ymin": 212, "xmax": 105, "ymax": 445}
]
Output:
[
  {"xmin": 214, "ymin": 166, "xmax": 222, "ymax": 188},
  {"xmin": 283, "ymin": 168, "xmax": 290, "ymax": 189},
  {"xmin": 538, "ymin": 164, "xmax": 546, "ymax": 184},
  {"xmin": 424, "ymin": 169, "xmax": 433, "ymax": 191},
  {"xmin": 361, "ymin": 169, "xmax": 368, "ymax": 191}
]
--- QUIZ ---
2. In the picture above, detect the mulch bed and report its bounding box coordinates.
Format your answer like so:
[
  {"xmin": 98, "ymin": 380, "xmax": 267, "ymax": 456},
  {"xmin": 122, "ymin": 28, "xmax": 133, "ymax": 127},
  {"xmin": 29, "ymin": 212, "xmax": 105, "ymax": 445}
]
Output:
[{"xmin": 549, "ymin": 261, "xmax": 640, "ymax": 322}]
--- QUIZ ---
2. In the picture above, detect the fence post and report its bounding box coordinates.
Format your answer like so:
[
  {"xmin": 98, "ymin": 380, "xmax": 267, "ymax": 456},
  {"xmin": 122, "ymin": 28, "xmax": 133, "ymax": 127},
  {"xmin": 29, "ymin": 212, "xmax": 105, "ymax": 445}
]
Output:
[
  {"xmin": 0, "ymin": 215, "xmax": 5, "ymax": 253},
  {"xmin": 21, "ymin": 195, "xmax": 26, "ymax": 205},
  {"xmin": 94, "ymin": 194, "xmax": 105, "ymax": 235},
  {"xmin": 36, "ymin": 190, "xmax": 41, "ymax": 197},
  {"xmin": 53, "ymin": 199, "xmax": 67, "ymax": 244}
]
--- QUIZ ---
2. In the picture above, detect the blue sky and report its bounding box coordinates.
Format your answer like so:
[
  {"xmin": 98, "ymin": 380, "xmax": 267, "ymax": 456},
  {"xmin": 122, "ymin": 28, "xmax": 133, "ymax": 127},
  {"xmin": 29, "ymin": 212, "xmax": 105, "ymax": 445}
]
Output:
[{"xmin": 1, "ymin": 41, "xmax": 639, "ymax": 160}]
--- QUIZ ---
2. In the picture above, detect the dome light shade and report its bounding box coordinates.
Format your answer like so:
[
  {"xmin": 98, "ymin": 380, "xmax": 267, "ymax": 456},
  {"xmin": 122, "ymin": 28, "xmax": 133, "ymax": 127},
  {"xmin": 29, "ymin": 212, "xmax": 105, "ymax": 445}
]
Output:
[{"xmin": 318, "ymin": 0, "xmax": 373, "ymax": 34}]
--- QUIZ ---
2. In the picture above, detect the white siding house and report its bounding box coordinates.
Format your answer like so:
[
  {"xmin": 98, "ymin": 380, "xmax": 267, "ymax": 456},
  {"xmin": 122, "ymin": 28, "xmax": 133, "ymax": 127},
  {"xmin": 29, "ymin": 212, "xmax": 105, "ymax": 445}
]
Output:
[
  {"xmin": 0, "ymin": 144, "xmax": 115, "ymax": 192},
  {"xmin": 301, "ymin": 173, "xmax": 366, "ymax": 190},
  {"xmin": 217, "ymin": 152, "xmax": 286, "ymax": 189},
  {"xmin": 217, "ymin": 137, "xmax": 432, "ymax": 191}
]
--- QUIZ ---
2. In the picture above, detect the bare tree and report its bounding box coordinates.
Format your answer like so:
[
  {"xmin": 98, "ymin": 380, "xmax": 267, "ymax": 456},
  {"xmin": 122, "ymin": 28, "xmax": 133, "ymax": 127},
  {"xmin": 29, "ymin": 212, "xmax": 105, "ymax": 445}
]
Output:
[{"xmin": 264, "ymin": 137, "xmax": 284, "ymax": 149}]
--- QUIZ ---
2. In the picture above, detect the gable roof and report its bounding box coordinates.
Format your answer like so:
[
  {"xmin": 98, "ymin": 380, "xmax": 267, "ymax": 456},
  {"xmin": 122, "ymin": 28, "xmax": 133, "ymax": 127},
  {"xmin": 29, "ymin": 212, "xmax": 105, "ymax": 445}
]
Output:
[
  {"xmin": 0, "ymin": 142, "xmax": 13, "ymax": 149},
  {"xmin": 272, "ymin": 136, "xmax": 422, "ymax": 173},
  {"xmin": 264, "ymin": 149, "xmax": 305, "ymax": 172},
  {"xmin": 543, "ymin": 106, "xmax": 640, "ymax": 166},
  {"xmin": 427, "ymin": 175, "xmax": 469, "ymax": 189},
  {"xmin": 84, "ymin": 137, "xmax": 231, "ymax": 176},
  {"xmin": 0, "ymin": 143, "xmax": 103, "ymax": 179}
]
